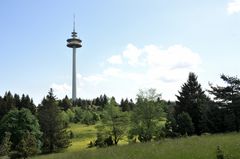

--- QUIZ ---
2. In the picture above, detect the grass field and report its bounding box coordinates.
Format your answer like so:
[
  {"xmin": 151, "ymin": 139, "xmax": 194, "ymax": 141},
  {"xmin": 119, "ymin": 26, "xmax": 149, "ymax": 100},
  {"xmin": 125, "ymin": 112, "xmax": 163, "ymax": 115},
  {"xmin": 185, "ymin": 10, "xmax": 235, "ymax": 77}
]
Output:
[
  {"xmin": 65, "ymin": 123, "xmax": 97, "ymax": 152},
  {"xmin": 31, "ymin": 123, "xmax": 240, "ymax": 159}
]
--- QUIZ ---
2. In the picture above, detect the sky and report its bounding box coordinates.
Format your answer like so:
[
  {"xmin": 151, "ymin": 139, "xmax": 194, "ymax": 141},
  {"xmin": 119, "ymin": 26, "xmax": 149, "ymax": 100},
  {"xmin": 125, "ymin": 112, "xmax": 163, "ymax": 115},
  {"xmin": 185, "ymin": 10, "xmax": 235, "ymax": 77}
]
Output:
[{"xmin": 1, "ymin": 0, "xmax": 240, "ymax": 104}]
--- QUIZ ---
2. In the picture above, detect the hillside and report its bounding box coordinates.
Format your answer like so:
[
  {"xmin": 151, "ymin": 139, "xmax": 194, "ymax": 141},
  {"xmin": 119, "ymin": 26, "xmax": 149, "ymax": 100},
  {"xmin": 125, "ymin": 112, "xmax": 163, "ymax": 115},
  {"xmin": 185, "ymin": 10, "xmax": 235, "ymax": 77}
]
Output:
[{"xmin": 31, "ymin": 123, "xmax": 240, "ymax": 159}]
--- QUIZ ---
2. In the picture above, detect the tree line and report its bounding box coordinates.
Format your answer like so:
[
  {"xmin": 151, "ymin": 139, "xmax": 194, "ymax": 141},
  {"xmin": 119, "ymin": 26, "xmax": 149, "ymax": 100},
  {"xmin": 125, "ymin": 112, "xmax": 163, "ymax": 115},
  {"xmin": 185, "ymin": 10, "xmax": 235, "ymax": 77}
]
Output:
[
  {"xmin": 91, "ymin": 72, "xmax": 240, "ymax": 147},
  {"xmin": 0, "ymin": 72, "xmax": 240, "ymax": 158}
]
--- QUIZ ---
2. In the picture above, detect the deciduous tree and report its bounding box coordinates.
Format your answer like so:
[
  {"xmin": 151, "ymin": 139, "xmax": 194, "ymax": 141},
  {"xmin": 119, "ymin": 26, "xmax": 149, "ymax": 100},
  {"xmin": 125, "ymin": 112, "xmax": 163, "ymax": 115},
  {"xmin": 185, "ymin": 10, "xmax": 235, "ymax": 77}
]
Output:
[{"xmin": 129, "ymin": 89, "xmax": 164, "ymax": 142}]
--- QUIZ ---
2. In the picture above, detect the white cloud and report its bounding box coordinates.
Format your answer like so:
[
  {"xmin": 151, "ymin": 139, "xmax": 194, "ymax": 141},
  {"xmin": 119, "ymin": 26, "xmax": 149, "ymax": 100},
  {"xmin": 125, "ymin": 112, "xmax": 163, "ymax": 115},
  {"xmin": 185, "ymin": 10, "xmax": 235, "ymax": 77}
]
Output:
[
  {"xmin": 51, "ymin": 83, "xmax": 71, "ymax": 99},
  {"xmin": 227, "ymin": 0, "xmax": 240, "ymax": 15},
  {"xmin": 103, "ymin": 67, "xmax": 122, "ymax": 77},
  {"xmin": 107, "ymin": 55, "xmax": 123, "ymax": 64},
  {"xmin": 83, "ymin": 75, "xmax": 106, "ymax": 85},
  {"xmin": 51, "ymin": 83, "xmax": 71, "ymax": 93},
  {"xmin": 101, "ymin": 44, "xmax": 202, "ymax": 100},
  {"xmin": 122, "ymin": 43, "xmax": 142, "ymax": 66},
  {"xmin": 144, "ymin": 44, "xmax": 201, "ymax": 69}
]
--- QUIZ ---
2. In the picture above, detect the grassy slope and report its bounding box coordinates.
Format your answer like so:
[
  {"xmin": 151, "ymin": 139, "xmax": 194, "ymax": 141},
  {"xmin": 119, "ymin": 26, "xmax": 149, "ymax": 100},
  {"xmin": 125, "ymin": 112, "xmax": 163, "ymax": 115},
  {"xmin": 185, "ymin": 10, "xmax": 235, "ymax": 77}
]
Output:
[
  {"xmin": 31, "ymin": 123, "xmax": 240, "ymax": 159},
  {"xmin": 66, "ymin": 123, "xmax": 97, "ymax": 152}
]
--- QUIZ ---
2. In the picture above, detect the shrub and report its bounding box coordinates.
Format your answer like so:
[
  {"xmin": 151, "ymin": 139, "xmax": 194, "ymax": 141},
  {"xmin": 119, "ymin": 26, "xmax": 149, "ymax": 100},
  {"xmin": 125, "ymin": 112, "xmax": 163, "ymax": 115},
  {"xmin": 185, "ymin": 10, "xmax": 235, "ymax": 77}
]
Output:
[{"xmin": 0, "ymin": 132, "xmax": 11, "ymax": 156}]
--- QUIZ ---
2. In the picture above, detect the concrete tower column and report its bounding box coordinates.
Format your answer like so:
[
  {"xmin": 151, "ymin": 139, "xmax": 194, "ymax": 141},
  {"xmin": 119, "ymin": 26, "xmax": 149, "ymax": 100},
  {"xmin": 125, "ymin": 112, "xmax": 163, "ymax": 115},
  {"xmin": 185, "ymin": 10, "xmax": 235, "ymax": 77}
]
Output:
[{"xmin": 72, "ymin": 47, "xmax": 77, "ymax": 102}]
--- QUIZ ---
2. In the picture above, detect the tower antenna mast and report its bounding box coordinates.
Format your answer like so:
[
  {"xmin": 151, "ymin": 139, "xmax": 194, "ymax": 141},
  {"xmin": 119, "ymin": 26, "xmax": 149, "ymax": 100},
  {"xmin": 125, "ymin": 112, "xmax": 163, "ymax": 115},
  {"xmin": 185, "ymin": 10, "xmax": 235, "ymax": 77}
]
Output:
[{"xmin": 73, "ymin": 14, "xmax": 75, "ymax": 32}]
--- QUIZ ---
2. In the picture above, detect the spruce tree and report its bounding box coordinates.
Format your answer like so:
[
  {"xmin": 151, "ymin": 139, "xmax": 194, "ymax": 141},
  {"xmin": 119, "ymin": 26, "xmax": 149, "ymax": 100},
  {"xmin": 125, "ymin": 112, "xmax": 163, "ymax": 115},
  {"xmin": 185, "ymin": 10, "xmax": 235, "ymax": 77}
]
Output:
[
  {"xmin": 175, "ymin": 72, "xmax": 207, "ymax": 135},
  {"xmin": 59, "ymin": 95, "xmax": 72, "ymax": 111},
  {"xmin": 120, "ymin": 98, "xmax": 130, "ymax": 112},
  {"xmin": 0, "ymin": 92, "xmax": 15, "ymax": 120},
  {"xmin": 18, "ymin": 94, "xmax": 36, "ymax": 114},
  {"xmin": 38, "ymin": 89, "xmax": 70, "ymax": 153}
]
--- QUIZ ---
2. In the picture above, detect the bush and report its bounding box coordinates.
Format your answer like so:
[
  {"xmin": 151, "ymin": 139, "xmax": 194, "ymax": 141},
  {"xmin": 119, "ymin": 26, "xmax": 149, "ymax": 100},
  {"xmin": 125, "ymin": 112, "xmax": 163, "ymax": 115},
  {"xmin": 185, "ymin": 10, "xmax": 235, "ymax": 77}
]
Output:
[
  {"xmin": 88, "ymin": 141, "xmax": 95, "ymax": 148},
  {"xmin": 60, "ymin": 110, "xmax": 70, "ymax": 126},
  {"xmin": 94, "ymin": 133, "xmax": 114, "ymax": 148},
  {"xmin": 73, "ymin": 107, "xmax": 99, "ymax": 125},
  {"xmin": 10, "ymin": 131, "xmax": 39, "ymax": 159},
  {"xmin": 216, "ymin": 146, "xmax": 224, "ymax": 159},
  {"xmin": 216, "ymin": 146, "xmax": 234, "ymax": 159},
  {"xmin": 94, "ymin": 133, "xmax": 106, "ymax": 148},
  {"xmin": 66, "ymin": 109, "xmax": 75, "ymax": 122},
  {"xmin": 73, "ymin": 107, "xmax": 84, "ymax": 123},
  {"xmin": 69, "ymin": 131, "xmax": 74, "ymax": 139},
  {"xmin": 82, "ymin": 111, "xmax": 94, "ymax": 125},
  {"xmin": 154, "ymin": 127, "xmax": 166, "ymax": 141},
  {"xmin": 176, "ymin": 112, "xmax": 194, "ymax": 136},
  {"xmin": 0, "ymin": 132, "xmax": 11, "ymax": 156},
  {"xmin": 0, "ymin": 108, "xmax": 42, "ymax": 152}
]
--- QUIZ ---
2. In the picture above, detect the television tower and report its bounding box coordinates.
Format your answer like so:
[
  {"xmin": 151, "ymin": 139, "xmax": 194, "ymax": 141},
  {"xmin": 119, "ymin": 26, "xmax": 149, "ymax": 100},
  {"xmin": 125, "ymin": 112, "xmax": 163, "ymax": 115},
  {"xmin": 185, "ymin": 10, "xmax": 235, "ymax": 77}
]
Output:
[{"xmin": 66, "ymin": 16, "xmax": 82, "ymax": 103}]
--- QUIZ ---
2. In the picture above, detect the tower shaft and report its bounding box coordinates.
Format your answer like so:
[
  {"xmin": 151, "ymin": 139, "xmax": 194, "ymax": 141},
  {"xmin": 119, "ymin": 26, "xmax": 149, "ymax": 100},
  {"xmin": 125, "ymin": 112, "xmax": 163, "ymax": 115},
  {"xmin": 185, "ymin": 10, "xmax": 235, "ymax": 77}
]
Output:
[{"xmin": 72, "ymin": 47, "xmax": 77, "ymax": 102}]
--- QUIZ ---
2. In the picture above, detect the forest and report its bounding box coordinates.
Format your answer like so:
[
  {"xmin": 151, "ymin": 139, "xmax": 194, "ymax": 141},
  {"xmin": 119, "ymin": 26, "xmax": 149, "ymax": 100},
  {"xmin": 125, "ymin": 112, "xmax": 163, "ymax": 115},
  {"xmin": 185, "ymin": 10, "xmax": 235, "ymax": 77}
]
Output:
[{"xmin": 0, "ymin": 72, "xmax": 240, "ymax": 159}]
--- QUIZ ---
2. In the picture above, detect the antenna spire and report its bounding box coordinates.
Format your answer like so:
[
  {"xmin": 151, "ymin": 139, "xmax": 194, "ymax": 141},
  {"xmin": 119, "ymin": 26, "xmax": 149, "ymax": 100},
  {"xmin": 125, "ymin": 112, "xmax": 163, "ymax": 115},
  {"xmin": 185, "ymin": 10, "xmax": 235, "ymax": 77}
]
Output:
[{"xmin": 73, "ymin": 14, "xmax": 75, "ymax": 32}]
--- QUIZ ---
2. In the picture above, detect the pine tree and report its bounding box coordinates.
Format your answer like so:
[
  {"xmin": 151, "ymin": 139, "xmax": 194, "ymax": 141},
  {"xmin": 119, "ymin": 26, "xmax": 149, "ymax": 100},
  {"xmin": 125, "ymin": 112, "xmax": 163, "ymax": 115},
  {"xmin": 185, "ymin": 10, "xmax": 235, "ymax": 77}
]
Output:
[
  {"xmin": 175, "ymin": 72, "xmax": 207, "ymax": 135},
  {"xmin": 120, "ymin": 98, "xmax": 130, "ymax": 112},
  {"xmin": 0, "ymin": 91, "xmax": 16, "ymax": 120},
  {"xmin": 59, "ymin": 95, "xmax": 72, "ymax": 111},
  {"xmin": 19, "ymin": 95, "xmax": 36, "ymax": 114},
  {"xmin": 38, "ymin": 89, "xmax": 70, "ymax": 153},
  {"xmin": 129, "ymin": 99, "xmax": 135, "ymax": 110},
  {"xmin": 0, "ymin": 92, "xmax": 36, "ymax": 120},
  {"xmin": 209, "ymin": 74, "xmax": 240, "ymax": 132},
  {"xmin": 103, "ymin": 94, "xmax": 108, "ymax": 106}
]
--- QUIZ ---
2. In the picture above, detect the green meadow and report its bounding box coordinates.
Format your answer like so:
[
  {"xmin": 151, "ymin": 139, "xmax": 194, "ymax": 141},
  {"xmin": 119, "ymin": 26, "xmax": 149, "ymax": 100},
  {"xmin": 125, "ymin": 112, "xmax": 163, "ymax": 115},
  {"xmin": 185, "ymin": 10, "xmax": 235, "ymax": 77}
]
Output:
[{"xmin": 31, "ymin": 123, "xmax": 240, "ymax": 159}]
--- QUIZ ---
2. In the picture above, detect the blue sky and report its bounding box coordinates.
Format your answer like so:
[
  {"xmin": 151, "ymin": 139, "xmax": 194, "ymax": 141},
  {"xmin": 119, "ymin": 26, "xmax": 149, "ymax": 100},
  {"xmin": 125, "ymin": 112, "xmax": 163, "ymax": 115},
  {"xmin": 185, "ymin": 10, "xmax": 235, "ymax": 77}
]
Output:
[{"xmin": 1, "ymin": 0, "xmax": 240, "ymax": 104}]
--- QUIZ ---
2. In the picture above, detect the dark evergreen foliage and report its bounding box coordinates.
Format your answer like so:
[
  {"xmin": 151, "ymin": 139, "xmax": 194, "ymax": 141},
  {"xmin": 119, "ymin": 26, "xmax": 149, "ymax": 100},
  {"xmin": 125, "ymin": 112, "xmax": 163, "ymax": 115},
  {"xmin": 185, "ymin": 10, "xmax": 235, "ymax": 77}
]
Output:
[
  {"xmin": 0, "ymin": 92, "xmax": 36, "ymax": 120},
  {"xmin": 17, "ymin": 94, "xmax": 36, "ymax": 114},
  {"xmin": 92, "ymin": 94, "xmax": 108, "ymax": 109},
  {"xmin": 176, "ymin": 112, "xmax": 194, "ymax": 135},
  {"xmin": 0, "ymin": 92, "xmax": 16, "ymax": 120},
  {"xmin": 38, "ymin": 89, "xmax": 70, "ymax": 153},
  {"xmin": 120, "ymin": 98, "xmax": 136, "ymax": 112},
  {"xmin": 59, "ymin": 95, "xmax": 72, "ymax": 111},
  {"xmin": 175, "ymin": 72, "xmax": 207, "ymax": 135},
  {"xmin": 209, "ymin": 74, "xmax": 240, "ymax": 132}
]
